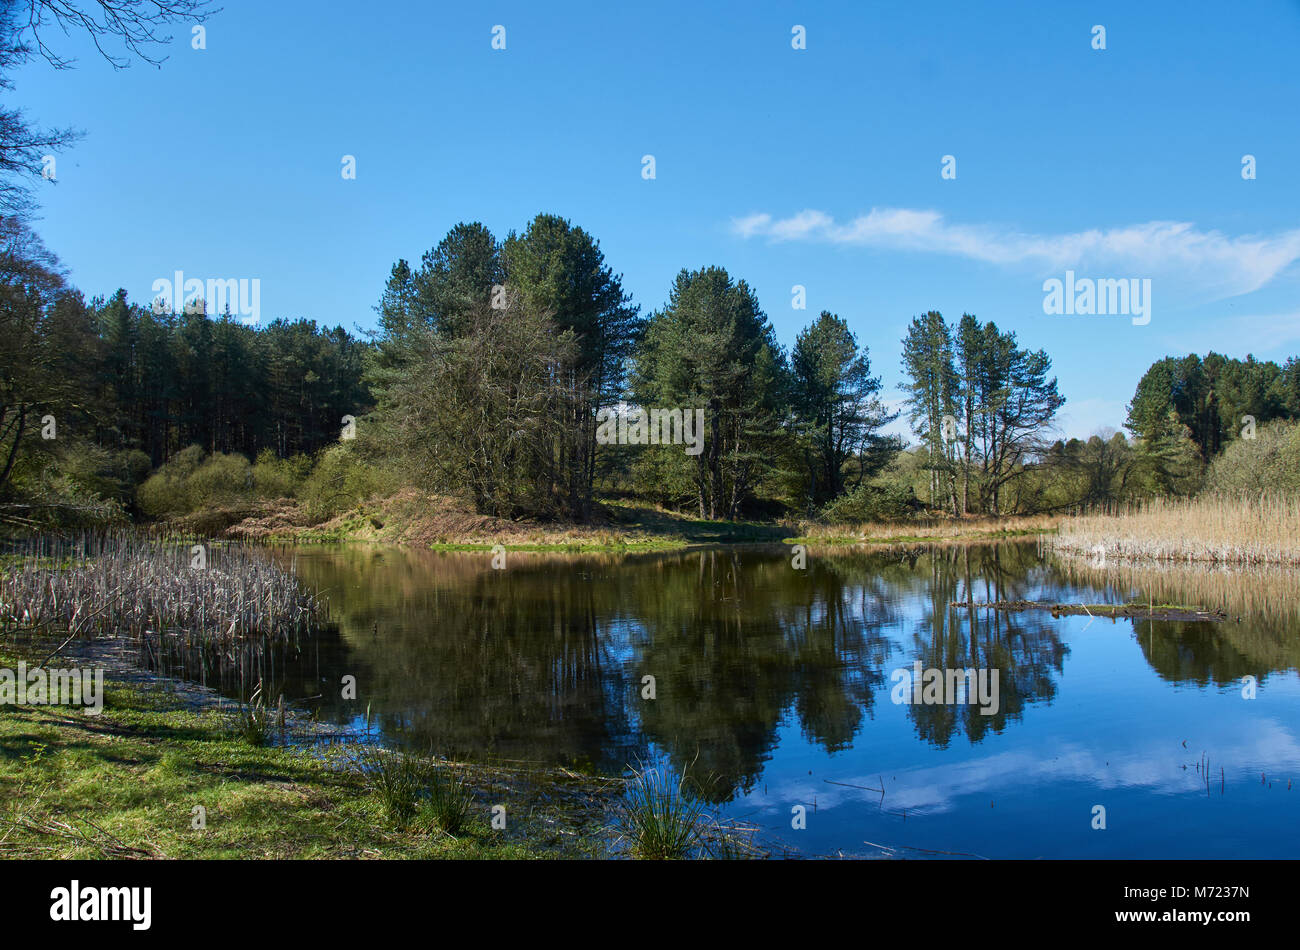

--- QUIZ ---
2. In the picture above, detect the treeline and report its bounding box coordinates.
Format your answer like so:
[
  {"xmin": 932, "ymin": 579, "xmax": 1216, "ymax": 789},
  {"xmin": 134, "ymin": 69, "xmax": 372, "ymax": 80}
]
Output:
[
  {"xmin": 0, "ymin": 217, "xmax": 370, "ymax": 519},
  {"xmin": 1001, "ymin": 352, "xmax": 1300, "ymax": 511},
  {"xmin": 365, "ymin": 215, "xmax": 902, "ymax": 521},
  {"xmin": 6, "ymin": 205, "xmax": 1300, "ymax": 532},
  {"xmin": 363, "ymin": 219, "xmax": 1300, "ymax": 522},
  {"xmin": 1125, "ymin": 352, "xmax": 1300, "ymax": 495}
]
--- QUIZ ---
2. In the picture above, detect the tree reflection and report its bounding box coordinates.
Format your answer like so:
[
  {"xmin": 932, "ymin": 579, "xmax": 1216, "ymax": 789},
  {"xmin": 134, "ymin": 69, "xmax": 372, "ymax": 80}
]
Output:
[{"xmin": 263, "ymin": 543, "xmax": 1084, "ymax": 800}]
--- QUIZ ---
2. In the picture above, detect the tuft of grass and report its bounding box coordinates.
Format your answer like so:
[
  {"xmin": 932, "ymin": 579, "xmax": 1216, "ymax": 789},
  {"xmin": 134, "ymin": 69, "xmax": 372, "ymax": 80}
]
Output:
[
  {"xmin": 617, "ymin": 760, "xmax": 709, "ymax": 860},
  {"xmin": 352, "ymin": 744, "xmax": 431, "ymax": 826},
  {"xmin": 418, "ymin": 769, "xmax": 473, "ymax": 835},
  {"xmin": 233, "ymin": 681, "xmax": 273, "ymax": 747},
  {"xmin": 351, "ymin": 745, "xmax": 474, "ymax": 834}
]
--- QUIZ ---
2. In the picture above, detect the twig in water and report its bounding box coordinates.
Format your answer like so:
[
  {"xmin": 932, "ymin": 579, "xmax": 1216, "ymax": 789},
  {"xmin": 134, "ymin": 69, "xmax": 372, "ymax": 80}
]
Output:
[{"xmin": 863, "ymin": 839, "xmax": 989, "ymax": 859}]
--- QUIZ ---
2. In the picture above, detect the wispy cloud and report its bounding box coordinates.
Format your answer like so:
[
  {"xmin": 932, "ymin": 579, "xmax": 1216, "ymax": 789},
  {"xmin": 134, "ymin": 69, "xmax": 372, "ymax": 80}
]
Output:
[{"xmin": 731, "ymin": 209, "xmax": 1300, "ymax": 298}]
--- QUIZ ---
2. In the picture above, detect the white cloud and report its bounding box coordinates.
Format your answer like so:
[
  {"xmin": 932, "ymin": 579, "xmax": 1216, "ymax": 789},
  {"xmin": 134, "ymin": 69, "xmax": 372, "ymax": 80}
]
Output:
[{"xmin": 731, "ymin": 208, "xmax": 1300, "ymax": 298}]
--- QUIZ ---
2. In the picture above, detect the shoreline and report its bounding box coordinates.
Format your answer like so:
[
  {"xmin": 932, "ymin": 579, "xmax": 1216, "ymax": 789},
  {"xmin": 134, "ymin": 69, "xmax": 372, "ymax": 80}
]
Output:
[
  {"xmin": 211, "ymin": 494, "xmax": 1066, "ymax": 554},
  {"xmin": 0, "ymin": 639, "xmax": 620, "ymax": 860}
]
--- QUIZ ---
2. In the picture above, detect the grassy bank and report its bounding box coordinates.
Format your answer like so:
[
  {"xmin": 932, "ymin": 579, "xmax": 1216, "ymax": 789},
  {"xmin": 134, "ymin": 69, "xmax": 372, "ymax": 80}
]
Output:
[
  {"xmin": 0, "ymin": 644, "xmax": 616, "ymax": 859},
  {"xmin": 218, "ymin": 491, "xmax": 1061, "ymax": 552},
  {"xmin": 1049, "ymin": 494, "xmax": 1300, "ymax": 565},
  {"xmin": 789, "ymin": 514, "xmax": 1058, "ymax": 547},
  {"xmin": 227, "ymin": 492, "xmax": 793, "ymax": 551}
]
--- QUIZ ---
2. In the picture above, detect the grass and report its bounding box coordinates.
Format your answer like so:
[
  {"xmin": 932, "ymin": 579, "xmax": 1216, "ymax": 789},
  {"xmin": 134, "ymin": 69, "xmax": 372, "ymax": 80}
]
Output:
[
  {"xmin": 350, "ymin": 744, "xmax": 474, "ymax": 834},
  {"xmin": 421, "ymin": 769, "xmax": 474, "ymax": 834},
  {"xmin": 791, "ymin": 514, "xmax": 1058, "ymax": 547},
  {"xmin": 614, "ymin": 758, "xmax": 764, "ymax": 860},
  {"xmin": 616, "ymin": 761, "xmax": 710, "ymax": 859},
  {"xmin": 1049, "ymin": 494, "xmax": 1300, "ymax": 565},
  {"xmin": 232, "ymin": 682, "xmax": 277, "ymax": 747},
  {"xmin": 225, "ymin": 490, "xmax": 1066, "ymax": 554},
  {"xmin": 0, "ymin": 645, "xmax": 613, "ymax": 859}
]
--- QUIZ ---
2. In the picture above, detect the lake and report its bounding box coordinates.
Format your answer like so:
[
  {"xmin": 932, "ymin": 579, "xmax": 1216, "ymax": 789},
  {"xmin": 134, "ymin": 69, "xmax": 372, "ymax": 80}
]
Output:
[{"xmin": 234, "ymin": 540, "xmax": 1300, "ymax": 858}]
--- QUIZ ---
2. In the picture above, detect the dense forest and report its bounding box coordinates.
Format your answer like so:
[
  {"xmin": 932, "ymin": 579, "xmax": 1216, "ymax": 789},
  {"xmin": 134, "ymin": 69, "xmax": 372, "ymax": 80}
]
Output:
[
  {"xmin": 4, "ymin": 207, "xmax": 1300, "ymax": 533},
  {"xmin": 0, "ymin": 216, "xmax": 369, "ymax": 524}
]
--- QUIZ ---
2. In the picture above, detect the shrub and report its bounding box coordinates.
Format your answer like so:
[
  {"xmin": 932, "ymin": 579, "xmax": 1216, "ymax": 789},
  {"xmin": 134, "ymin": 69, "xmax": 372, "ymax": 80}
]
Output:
[
  {"xmin": 186, "ymin": 452, "xmax": 254, "ymax": 508},
  {"xmin": 137, "ymin": 447, "xmax": 274, "ymax": 518},
  {"xmin": 136, "ymin": 445, "xmax": 206, "ymax": 517},
  {"xmin": 820, "ymin": 479, "xmax": 917, "ymax": 524},
  {"xmin": 1204, "ymin": 420, "xmax": 1300, "ymax": 496},
  {"xmin": 298, "ymin": 443, "xmax": 391, "ymax": 523},
  {"xmin": 251, "ymin": 450, "xmax": 312, "ymax": 499}
]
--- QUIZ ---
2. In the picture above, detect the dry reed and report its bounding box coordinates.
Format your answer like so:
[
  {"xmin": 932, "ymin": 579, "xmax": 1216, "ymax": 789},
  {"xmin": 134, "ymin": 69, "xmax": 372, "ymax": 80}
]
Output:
[
  {"xmin": 0, "ymin": 531, "xmax": 330, "ymax": 691},
  {"xmin": 1050, "ymin": 494, "xmax": 1300, "ymax": 565}
]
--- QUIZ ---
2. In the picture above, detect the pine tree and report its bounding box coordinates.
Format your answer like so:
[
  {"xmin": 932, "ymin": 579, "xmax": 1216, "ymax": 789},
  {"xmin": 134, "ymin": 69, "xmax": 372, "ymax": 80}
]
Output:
[
  {"xmin": 633, "ymin": 267, "xmax": 785, "ymax": 519},
  {"xmin": 790, "ymin": 311, "xmax": 896, "ymax": 510}
]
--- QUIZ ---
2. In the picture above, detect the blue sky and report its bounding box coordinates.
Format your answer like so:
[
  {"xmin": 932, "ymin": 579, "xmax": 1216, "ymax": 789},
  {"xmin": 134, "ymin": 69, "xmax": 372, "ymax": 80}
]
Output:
[{"xmin": 16, "ymin": 0, "xmax": 1300, "ymax": 439}]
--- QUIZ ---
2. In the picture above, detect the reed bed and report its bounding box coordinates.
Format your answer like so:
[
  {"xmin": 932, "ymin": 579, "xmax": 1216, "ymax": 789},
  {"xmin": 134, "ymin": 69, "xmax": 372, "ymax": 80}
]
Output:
[
  {"xmin": 0, "ymin": 531, "xmax": 330, "ymax": 693},
  {"xmin": 1049, "ymin": 494, "xmax": 1300, "ymax": 565}
]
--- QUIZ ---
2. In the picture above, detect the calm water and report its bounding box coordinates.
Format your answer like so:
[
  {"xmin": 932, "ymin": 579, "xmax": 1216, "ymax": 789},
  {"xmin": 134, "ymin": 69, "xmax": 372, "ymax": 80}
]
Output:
[{"xmin": 250, "ymin": 541, "xmax": 1300, "ymax": 858}]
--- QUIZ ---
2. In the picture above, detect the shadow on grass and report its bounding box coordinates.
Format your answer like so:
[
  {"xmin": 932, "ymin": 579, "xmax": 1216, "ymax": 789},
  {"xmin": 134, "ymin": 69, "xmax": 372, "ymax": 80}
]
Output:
[{"xmin": 607, "ymin": 505, "xmax": 792, "ymax": 544}]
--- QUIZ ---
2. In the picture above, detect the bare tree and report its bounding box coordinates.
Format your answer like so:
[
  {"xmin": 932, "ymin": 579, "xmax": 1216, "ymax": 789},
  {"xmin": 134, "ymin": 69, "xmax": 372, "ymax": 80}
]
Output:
[
  {"xmin": 6, "ymin": 0, "xmax": 217, "ymax": 68},
  {"xmin": 0, "ymin": 0, "xmax": 217, "ymax": 212}
]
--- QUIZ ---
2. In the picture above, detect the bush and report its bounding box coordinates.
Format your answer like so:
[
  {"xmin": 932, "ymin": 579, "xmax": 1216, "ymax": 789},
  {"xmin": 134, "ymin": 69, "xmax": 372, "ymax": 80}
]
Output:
[
  {"xmin": 136, "ymin": 445, "xmax": 205, "ymax": 516},
  {"xmin": 136, "ymin": 446, "xmax": 254, "ymax": 517},
  {"xmin": 252, "ymin": 450, "xmax": 312, "ymax": 499},
  {"xmin": 298, "ymin": 442, "xmax": 392, "ymax": 523},
  {"xmin": 187, "ymin": 452, "xmax": 254, "ymax": 507},
  {"xmin": 1204, "ymin": 420, "xmax": 1300, "ymax": 496},
  {"xmin": 820, "ymin": 480, "xmax": 918, "ymax": 523},
  {"xmin": 136, "ymin": 441, "xmax": 391, "ymax": 524}
]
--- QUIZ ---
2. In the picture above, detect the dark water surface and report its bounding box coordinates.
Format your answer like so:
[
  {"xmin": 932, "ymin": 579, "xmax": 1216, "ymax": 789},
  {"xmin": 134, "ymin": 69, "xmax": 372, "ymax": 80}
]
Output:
[{"xmin": 257, "ymin": 541, "xmax": 1300, "ymax": 858}]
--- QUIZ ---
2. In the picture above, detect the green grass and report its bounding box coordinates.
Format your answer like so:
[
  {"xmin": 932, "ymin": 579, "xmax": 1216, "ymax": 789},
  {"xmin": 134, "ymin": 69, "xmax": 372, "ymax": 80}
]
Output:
[
  {"xmin": 0, "ymin": 646, "xmax": 612, "ymax": 859},
  {"xmin": 616, "ymin": 762, "xmax": 710, "ymax": 860},
  {"xmin": 787, "ymin": 527, "xmax": 1053, "ymax": 546},
  {"xmin": 349, "ymin": 744, "xmax": 474, "ymax": 834},
  {"xmin": 425, "ymin": 539, "xmax": 690, "ymax": 553}
]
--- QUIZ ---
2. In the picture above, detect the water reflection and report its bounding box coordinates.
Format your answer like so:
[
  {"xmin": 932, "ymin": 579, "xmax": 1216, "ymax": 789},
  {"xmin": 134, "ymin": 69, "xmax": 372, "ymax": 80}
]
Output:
[
  {"xmin": 245, "ymin": 543, "xmax": 1078, "ymax": 796},
  {"xmin": 140, "ymin": 540, "xmax": 1300, "ymax": 856},
  {"xmin": 1055, "ymin": 555, "xmax": 1300, "ymax": 686}
]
